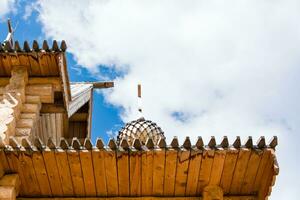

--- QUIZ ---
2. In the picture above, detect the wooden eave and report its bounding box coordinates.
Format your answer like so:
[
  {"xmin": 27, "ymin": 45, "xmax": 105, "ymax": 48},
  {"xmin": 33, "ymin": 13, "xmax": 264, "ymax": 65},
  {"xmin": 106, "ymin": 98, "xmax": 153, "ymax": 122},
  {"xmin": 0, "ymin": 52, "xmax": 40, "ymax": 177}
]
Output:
[{"xmin": 0, "ymin": 136, "xmax": 279, "ymax": 199}]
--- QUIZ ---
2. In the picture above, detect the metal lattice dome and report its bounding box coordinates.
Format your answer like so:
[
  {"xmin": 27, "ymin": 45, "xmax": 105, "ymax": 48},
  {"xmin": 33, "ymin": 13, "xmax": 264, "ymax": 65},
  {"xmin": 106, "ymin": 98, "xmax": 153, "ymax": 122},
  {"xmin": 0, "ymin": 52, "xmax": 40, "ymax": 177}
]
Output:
[{"xmin": 117, "ymin": 117, "xmax": 165, "ymax": 145}]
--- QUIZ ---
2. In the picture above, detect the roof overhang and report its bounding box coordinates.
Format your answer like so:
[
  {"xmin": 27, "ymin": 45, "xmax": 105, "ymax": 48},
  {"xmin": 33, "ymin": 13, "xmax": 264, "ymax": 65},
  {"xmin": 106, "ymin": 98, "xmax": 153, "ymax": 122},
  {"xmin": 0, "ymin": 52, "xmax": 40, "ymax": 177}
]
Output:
[{"xmin": 0, "ymin": 136, "xmax": 279, "ymax": 199}]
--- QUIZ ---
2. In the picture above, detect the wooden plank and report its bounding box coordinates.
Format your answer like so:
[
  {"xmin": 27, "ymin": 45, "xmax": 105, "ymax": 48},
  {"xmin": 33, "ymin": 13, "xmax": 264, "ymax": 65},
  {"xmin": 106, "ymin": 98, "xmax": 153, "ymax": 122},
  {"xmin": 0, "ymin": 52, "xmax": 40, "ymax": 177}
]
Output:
[
  {"xmin": 79, "ymin": 149, "xmax": 96, "ymax": 196},
  {"xmin": 252, "ymin": 149, "xmax": 272, "ymax": 194},
  {"xmin": 240, "ymin": 150, "xmax": 263, "ymax": 194},
  {"xmin": 47, "ymin": 54, "xmax": 59, "ymax": 76},
  {"xmin": 20, "ymin": 151, "xmax": 41, "ymax": 195},
  {"xmin": 5, "ymin": 151, "xmax": 26, "ymax": 195},
  {"xmin": 17, "ymin": 196, "xmax": 258, "ymax": 200},
  {"xmin": 104, "ymin": 149, "xmax": 119, "ymax": 196},
  {"xmin": 209, "ymin": 150, "xmax": 226, "ymax": 186},
  {"xmin": 70, "ymin": 113, "xmax": 88, "ymax": 122},
  {"xmin": 258, "ymin": 150, "xmax": 275, "ymax": 199},
  {"xmin": 141, "ymin": 150, "xmax": 153, "ymax": 196},
  {"xmin": 129, "ymin": 151, "xmax": 142, "ymax": 196},
  {"xmin": 92, "ymin": 149, "xmax": 107, "ymax": 196},
  {"xmin": 49, "ymin": 114, "xmax": 56, "ymax": 144},
  {"xmin": 174, "ymin": 149, "xmax": 190, "ymax": 196},
  {"xmin": 229, "ymin": 148, "xmax": 252, "ymax": 194},
  {"xmin": 0, "ymin": 55, "xmax": 7, "ymax": 76},
  {"xmin": 18, "ymin": 54, "xmax": 31, "ymax": 75},
  {"xmin": 152, "ymin": 148, "xmax": 166, "ymax": 196},
  {"xmin": 26, "ymin": 84, "xmax": 54, "ymax": 103},
  {"xmin": 31, "ymin": 151, "xmax": 52, "ymax": 196},
  {"xmin": 67, "ymin": 149, "xmax": 85, "ymax": 196},
  {"xmin": 43, "ymin": 149, "xmax": 63, "ymax": 196},
  {"xmin": 0, "ymin": 150, "xmax": 10, "ymax": 173},
  {"xmin": 10, "ymin": 54, "xmax": 20, "ymax": 66},
  {"xmin": 55, "ymin": 114, "xmax": 63, "ymax": 145},
  {"xmin": 196, "ymin": 150, "xmax": 214, "ymax": 194},
  {"xmin": 28, "ymin": 54, "xmax": 41, "ymax": 76},
  {"xmin": 220, "ymin": 149, "xmax": 239, "ymax": 194},
  {"xmin": 163, "ymin": 149, "xmax": 177, "ymax": 196},
  {"xmin": 2, "ymin": 55, "xmax": 12, "ymax": 76},
  {"xmin": 40, "ymin": 104, "xmax": 66, "ymax": 113},
  {"xmin": 38, "ymin": 53, "xmax": 50, "ymax": 76},
  {"xmin": 185, "ymin": 150, "xmax": 202, "ymax": 196},
  {"xmin": 55, "ymin": 149, "xmax": 74, "ymax": 196},
  {"xmin": 117, "ymin": 150, "xmax": 130, "ymax": 196}
]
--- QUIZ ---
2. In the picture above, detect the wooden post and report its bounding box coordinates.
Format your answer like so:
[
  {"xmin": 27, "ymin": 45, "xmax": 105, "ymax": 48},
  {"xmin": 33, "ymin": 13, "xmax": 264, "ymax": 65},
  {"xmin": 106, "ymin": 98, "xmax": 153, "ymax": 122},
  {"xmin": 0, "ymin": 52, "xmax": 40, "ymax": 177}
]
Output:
[{"xmin": 202, "ymin": 185, "xmax": 223, "ymax": 200}]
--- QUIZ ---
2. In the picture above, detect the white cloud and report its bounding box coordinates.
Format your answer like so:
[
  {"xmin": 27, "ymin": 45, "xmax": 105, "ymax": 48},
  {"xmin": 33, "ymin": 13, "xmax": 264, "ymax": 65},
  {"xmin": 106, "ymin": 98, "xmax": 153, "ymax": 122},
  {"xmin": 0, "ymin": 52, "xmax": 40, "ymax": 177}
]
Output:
[
  {"xmin": 0, "ymin": 0, "xmax": 15, "ymax": 20},
  {"xmin": 35, "ymin": 0, "xmax": 300, "ymax": 199}
]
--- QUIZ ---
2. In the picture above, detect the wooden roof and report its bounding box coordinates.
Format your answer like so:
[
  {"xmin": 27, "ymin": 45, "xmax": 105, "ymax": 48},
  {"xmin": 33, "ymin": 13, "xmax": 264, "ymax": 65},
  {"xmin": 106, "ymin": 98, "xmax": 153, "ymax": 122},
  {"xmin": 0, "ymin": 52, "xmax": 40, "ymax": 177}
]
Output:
[
  {"xmin": 0, "ymin": 40, "xmax": 67, "ymax": 77},
  {"xmin": 0, "ymin": 136, "xmax": 278, "ymax": 199},
  {"xmin": 69, "ymin": 83, "xmax": 93, "ymax": 117}
]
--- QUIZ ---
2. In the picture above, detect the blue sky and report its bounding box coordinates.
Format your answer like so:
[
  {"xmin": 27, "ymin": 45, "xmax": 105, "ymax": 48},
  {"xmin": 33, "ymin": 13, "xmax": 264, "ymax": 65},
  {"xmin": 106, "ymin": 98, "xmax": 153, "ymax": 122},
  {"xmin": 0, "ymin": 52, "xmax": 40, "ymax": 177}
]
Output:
[
  {"xmin": 0, "ymin": 1, "xmax": 123, "ymax": 142},
  {"xmin": 1, "ymin": 1, "xmax": 300, "ymax": 198}
]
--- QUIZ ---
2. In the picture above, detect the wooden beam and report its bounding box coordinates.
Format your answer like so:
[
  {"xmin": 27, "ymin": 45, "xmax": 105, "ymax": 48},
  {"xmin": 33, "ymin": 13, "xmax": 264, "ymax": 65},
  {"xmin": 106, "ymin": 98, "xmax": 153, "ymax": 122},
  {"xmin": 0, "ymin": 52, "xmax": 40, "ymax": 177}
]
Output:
[
  {"xmin": 25, "ymin": 84, "xmax": 54, "ymax": 103},
  {"xmin": 0, "ymin": 77, "xmax": 62, "ymax": 92},
  {"xmin": 69, "ymin": 113, "xmax": 88, "ymax": 122},
  {"xmin": 0, "ymin": 174, "xmax": 20, "ymax": 196},
  {"xmin": 40, "ymin": 104, "xmax": 66, "ymax": 113},
  {"xmin": 0, "ymin": 186, "xmax": 16, "ymax": 200},
  {"xmin": 71, "ymin": 81, "xmax": 114, "ymax": 89},
  {"xmin": 17, "ymin": 197, "xmax": 258, "ymax": 200}
]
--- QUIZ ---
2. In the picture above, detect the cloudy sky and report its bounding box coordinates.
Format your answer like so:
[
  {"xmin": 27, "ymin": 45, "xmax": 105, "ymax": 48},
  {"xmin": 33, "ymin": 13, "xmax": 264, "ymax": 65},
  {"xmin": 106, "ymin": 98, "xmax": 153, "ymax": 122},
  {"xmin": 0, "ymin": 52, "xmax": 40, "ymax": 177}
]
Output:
[{"xmin": 1, "ymin": 0, "xmax": 300, "ymax": 199}]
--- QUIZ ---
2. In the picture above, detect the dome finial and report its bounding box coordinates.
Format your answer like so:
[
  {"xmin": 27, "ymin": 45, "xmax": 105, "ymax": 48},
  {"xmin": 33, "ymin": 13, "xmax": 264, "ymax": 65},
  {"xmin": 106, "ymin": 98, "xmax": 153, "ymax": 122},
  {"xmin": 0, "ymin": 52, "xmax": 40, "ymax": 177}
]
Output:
[{"xmin": 137, "ymin": 84, "xmax": 143, "ymax": 118}]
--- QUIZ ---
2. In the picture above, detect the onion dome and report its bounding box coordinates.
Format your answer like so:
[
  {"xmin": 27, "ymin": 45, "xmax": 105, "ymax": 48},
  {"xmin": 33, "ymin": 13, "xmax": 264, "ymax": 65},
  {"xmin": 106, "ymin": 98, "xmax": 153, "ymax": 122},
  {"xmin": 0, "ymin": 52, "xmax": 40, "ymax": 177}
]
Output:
[{"xmin": 117, "ymin": 117, "xmax": 165, "ymax": 145}]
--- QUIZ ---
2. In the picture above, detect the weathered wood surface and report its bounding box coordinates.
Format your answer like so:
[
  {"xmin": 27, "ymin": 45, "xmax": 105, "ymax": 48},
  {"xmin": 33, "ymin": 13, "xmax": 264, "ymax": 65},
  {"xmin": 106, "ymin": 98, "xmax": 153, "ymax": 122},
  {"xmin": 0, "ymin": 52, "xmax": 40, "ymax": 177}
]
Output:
[
  {"xmin": 0, "ymin": 40, "xmax": 67, "ymax": 77},
  {"xmin": 17, "ymin": 197, "xmax": 258, "ymax": 200},
  {"xmin": 0, "ymin": 136, "xmax": 278, "ymax": 199}
]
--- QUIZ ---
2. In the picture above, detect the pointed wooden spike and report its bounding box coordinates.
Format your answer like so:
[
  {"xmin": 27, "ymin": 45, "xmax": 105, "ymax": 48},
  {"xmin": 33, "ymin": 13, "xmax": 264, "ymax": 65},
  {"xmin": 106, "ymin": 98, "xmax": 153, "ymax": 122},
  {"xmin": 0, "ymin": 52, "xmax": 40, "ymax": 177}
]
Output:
[
  {"xmin": 34, "ymin": 137, "xmax": 45, "ymax": 150},
  {"xmin": 47, "ymin": 138, "xmax": 56, "ymax": 150},
  {"xmin": 233, "ymin": 136, "xmax": 241, "ymax": 148},
  {"xmin": 9, "ymin": 137, "xmax": 21, "ymax": 149},
  {"xmin": 158, "ymin": 137, "xmax": 167, "ymax": 148},
  {"xmin": 42, "ymin": 40, "xmax": 49, "ymax": 51},
  {"xmin": 133, "ymin": 139, "xmax": 142, "ymax": 150},
  {"xmin": 196, "ymin": 136, "xmax": 204, "ymax": 149},
  {"xmin": 257, "ymin": 136, "xmax": 266, "ymax": 149},
  {"xmin": 32, "ymin": 40, "xmax": 39, "ymax": 51},
  {"xmin": 146, "ymin": 138, "xmax": 154, "ymax": 149},
  {"xmin": 14, "ymin": 41, "xmax": 22, "ymax": 52},
  {"xmin": 72, "ymin": 138, "xmax": 82, "ymax": 150},
  {"xmin": 96, "ymin": 138, "xmax": 105, "ymax": 149},
  {"xmin": 21, "ymin": 138, "xmax": 33, "ymax": 150},
  {"xmin": 208, "ymin": 136, "xmax": 216, "ymax": 148},
  {"xmin": 84, "ymin": 138, "xmax": 93, "ymax": 150},
  {"xmin": 183, "ymin": 136, "xmax": 191, "ymax": 149},
  {"xmin": 244, "ymin": 136, "xmax": 253, "ymax": 148},
  {"xmin": 60, "ymin": 40, "xmax": 67, "ymax": 51},
  {"xmin": 52, "ymin": 40, "xmax": 59, "ymax": 51},
  {"xmin": 269, "ymin": 136, "xmax": 278, "ymax": 149},
  {"xmin": 60, "ymin": 138, "xmax": 69, "ymax": 150},
  {"xmin": 120, "ymin": 139, "xmax": 129, "ymax": 150},
  {"xmin": 171, "ymin": 136, "xmax": 179, "ymax": 148},
  {"xmin": 220, "ymin": 136, "xmax": 229, "ymax": 148},
  {"xmin": 108, "ymin": 138, "xmax": 117, "ymax": 150},
  {"xmin": 23, "ymin": 41, "xmax": 31, "ymax": 52}
]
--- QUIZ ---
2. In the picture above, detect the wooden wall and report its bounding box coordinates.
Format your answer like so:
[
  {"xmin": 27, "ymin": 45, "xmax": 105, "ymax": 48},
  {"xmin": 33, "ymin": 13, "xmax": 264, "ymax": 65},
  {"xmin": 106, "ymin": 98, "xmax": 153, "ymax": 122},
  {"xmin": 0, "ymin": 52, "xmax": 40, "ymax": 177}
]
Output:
[{"xmin": 33, "ymin": 113, "xmax": 65, "ymax": 145}]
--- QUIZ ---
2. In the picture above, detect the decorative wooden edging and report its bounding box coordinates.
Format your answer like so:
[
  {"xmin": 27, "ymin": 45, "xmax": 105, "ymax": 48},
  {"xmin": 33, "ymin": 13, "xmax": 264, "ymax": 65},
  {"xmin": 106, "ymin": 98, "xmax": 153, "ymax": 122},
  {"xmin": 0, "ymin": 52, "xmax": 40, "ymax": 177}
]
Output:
[
  {"xmin": 0, "ymin": 136, "xmax": 278, "ymax": 199},
  {"xmin": 0, "ymin": 40, "xmax": 67, "ymax": 53}
]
